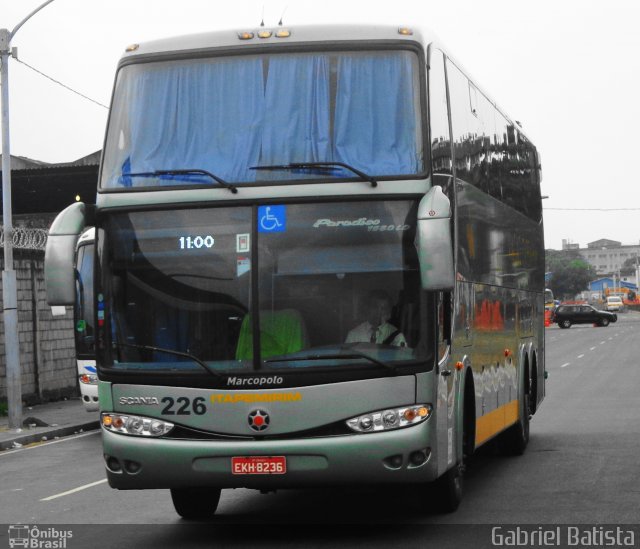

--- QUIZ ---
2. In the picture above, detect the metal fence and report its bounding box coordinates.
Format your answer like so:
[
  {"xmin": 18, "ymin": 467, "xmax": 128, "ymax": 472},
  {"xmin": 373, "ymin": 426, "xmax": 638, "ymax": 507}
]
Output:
[{"xmin": 0, "ymin": 226, "xmax": 48, "ymax": 251}]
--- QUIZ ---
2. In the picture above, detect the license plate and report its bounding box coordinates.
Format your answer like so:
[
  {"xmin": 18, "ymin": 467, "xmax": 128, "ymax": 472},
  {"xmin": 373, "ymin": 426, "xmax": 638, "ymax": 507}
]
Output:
[{"xmin": 231, "ymin": 456, "xmax": 286, "ymax": 475}]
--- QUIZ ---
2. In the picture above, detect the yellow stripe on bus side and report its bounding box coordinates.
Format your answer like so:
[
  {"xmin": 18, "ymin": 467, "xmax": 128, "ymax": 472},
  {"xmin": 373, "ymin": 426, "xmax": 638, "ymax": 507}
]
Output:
[{"xmin": 475, "ymin": 399, "xmax": 519, "ymax": 446}]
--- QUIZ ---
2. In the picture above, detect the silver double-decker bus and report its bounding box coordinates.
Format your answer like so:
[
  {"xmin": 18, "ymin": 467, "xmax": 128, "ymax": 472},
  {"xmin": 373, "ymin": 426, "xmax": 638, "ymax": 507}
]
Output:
[{"xmin": 45, "ymin": 24, "xmax": 545, "ymax": 518}]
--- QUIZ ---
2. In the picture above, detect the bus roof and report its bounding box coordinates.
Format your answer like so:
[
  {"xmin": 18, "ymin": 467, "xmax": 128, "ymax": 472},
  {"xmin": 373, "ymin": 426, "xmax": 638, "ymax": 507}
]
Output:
[{"xmin": 120, "ymin": 24, "xmax": 435, "ymax": 61}]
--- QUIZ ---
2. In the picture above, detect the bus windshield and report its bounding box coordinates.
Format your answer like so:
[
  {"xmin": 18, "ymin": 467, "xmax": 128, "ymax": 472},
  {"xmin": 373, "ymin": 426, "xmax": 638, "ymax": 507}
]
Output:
[
  {"xmin": 103, "ymin": 200, "xmax": 433, "ymax": 378},
  {"xmin": 101, "ymin": 49, "xmax": 424, "ymax": 189}
]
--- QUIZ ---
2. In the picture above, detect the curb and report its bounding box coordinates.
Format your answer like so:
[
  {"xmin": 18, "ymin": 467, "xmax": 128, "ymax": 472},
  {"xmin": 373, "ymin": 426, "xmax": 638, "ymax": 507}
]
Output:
[{"xmin": 0, "ymin": 421, "xmax": 100, "ymax": 451}]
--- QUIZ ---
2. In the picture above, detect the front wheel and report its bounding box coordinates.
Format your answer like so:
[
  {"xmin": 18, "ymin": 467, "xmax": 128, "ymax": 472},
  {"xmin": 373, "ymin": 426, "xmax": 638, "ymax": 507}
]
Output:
[
  {"xmin": 434, "ymin": 461, "xmax": 464, "ymax": 513},
  {"xmin": 433, "ymin": 392, "xmax": 472, "ymax": 513},
  {"xmin": 171, "ymin": 487, "xmax": 221, "ymax": 520},
  {"xmin": 599, "ymin": 318, "xmax": 610, "ymax": 327}
]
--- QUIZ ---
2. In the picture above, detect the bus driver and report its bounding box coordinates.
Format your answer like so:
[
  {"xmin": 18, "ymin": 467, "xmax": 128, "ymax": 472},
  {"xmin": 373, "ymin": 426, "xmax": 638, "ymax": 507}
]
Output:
[{"xmin": 346, "ymin": 290, "xmax": 407, "ymax": 347}]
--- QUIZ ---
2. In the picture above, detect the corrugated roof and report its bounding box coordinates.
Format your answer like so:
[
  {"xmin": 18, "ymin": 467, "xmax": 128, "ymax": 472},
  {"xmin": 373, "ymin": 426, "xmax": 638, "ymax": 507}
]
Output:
[
  {"xmin": 0, "ymin": 153, "xmax": 99, "ymax": 215},
  {"xmin": 0, "ymin": 150, "xmax": 101, "ymax": 171}
]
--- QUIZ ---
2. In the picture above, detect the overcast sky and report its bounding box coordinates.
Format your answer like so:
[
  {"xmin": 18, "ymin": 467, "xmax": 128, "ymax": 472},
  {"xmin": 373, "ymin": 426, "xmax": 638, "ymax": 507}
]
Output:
[{"xmin": 3, "ymin": 0, "xmax": 639, "ymax": 250}]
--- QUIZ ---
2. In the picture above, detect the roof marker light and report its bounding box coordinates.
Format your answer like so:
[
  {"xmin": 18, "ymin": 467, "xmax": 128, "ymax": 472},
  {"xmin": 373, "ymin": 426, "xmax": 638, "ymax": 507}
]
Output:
[
  {"xmin": 125, "ymin": 44, "xmax": 139, "ymax": 52},
  {"xmin": 258, "ymin": 30, "xmax": 273, "ymax": 39},
  {"xmin": 275, "ymin": 29, "xmax": 291, "ymax": 38},
  {"xmin": 398, "ymin": 27, "xmax": 413, "ymax": 36},
  {"xmin": 238, "ymin": 31, "xmax": 255, "ymax": 41}
]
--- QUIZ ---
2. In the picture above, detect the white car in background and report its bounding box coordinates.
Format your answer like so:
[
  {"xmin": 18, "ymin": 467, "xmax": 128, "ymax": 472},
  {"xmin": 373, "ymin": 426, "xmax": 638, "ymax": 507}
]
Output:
[{"xmin": 605, "ymin": 295, "xmax": 624, "ymax": 312}]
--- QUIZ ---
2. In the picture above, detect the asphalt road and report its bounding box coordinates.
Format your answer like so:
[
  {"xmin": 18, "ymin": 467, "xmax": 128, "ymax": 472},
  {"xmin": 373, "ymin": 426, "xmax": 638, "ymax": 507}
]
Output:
[{"xmin": 1, "ymin": 314, "xmax": 639, "ymax": 547}]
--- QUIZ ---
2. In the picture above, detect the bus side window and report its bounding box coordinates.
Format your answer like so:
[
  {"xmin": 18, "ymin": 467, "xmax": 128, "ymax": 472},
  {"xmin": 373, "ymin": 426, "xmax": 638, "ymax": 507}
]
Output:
[{"xmin": 428, "ymin": 48, "xmax": 453, "ymax": 200}]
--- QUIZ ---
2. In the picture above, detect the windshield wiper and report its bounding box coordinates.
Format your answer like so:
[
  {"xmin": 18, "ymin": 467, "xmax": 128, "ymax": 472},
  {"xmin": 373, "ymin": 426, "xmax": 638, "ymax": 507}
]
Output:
[
  {"xmin": 121, "ymin": 169, "xmax": 238, "ymax": 194},
  {"xmin": 264, "ymin": 350, "xmax": 397, "ymax": 374},
  {"xmin": 250, "ymin": 162, "xmax": 377, "ymax": 188},
  {"xmin": 113, "ymin": 342, "xmax": 224, "ymax": 379}
]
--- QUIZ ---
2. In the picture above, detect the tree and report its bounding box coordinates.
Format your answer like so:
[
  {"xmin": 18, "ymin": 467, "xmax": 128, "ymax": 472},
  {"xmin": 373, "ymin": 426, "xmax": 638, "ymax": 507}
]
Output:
[
  {"xmin": 545, "ymin": 249, "xmax": 597, "ymax": 300},
  {"xmin": 620, "ymin": 256, "xmax": 639, "ymax": 277}
]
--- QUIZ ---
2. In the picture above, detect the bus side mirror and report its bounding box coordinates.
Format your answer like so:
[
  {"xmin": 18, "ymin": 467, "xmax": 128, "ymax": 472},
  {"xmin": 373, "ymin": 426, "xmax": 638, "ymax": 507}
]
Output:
[
  {"xmin": 45, "ymin": 202, "xmax": 88, "ymax": 305},
  {"xmin": 415, "ymin": 186, "xmax": 454, "ymax": 290}
]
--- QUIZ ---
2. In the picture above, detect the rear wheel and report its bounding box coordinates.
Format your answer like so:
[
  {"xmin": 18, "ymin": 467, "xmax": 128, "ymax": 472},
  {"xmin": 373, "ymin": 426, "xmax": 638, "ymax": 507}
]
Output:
[
  {"xmin": 171, "ymin": 487, "xmax": 221, "ymax": 520},
  {"xmin": 559, "ymin": 319, "xmax": 571, "ymax": 329},
  {"xmin": 502, "ymin": 384, "xmax": 531, "ymax": 456}
]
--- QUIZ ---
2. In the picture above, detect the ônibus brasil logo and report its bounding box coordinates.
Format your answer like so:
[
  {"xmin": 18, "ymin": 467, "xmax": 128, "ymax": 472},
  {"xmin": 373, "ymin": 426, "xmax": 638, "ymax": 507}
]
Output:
[{"xmin": 8, "ymin": 525, "xmax": 73, "ymax": 548}]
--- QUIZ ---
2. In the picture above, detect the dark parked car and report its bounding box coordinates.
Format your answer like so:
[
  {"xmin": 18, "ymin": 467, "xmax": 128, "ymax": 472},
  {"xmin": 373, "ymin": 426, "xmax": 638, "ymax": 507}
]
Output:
[{"xmin": 552, "ymin": 304, "xmax": 617, "ymax": 328}]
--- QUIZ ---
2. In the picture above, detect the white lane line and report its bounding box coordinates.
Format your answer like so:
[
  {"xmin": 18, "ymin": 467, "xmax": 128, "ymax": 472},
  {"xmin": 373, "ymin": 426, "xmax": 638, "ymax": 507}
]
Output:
[
  {"xmin": 561, "ymin": 363, "xmax": 570, "ymax": 368},
  {"xmin": 0, "ymin": 431, "xmax": 99, "ymax": 457},
  {"xmin": 40, "ymin": 479, "xmax": 107, "ymax": 501},
  {"xmin": 590, "ymin": 347, "xmax": 596, "ymax": 351},
  {"xmin": 577, "ymin": 354, "xmax": 585, "ymax": 359},
  {"xmin": 600, "ymin": 341, "xmax": 606, "ymax": 345}
]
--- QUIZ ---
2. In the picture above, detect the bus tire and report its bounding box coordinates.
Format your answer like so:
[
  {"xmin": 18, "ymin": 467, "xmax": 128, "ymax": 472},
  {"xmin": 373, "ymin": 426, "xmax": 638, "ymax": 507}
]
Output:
[
  {"xmin": 434, "ymin": 462, "xmax": 463, "ymax": 513},
  {"xmin": 434, "ymin": 376, "xmax": 473, "ymax": 513},
  {"xmin": 171, "ymin": 487, "xmax": 221, "ymax": 520},
  {"xmin": 502, "ymin": 381, "xmax": 530, "ymax": 456}
]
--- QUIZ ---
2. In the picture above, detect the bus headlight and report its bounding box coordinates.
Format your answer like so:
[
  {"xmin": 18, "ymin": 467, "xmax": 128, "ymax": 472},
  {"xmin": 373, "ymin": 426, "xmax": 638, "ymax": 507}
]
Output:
[
  {"xmin": 346, "ymin": 404, "xmax": 431, "ymax": 433},
  {"xmin": 101, "ymin": 413, "xmax": 174, "ymax": 437}
]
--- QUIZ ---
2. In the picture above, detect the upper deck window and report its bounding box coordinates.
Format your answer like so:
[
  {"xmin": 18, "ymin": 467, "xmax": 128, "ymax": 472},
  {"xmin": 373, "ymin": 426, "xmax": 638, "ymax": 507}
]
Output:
[{"xmin": 101, "ymin": 49, "xmax": 424, "ymax": 189}]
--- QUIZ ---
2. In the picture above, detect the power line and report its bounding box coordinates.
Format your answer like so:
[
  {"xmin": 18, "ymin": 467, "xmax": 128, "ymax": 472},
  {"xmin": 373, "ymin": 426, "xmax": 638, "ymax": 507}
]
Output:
[
  {"xmin": 15, "ymin": 57, "xmax": 109, "ymax": 110},
  {"xmin": 544, "ymin": 207, "xmax": 640, "ymax": 211}
]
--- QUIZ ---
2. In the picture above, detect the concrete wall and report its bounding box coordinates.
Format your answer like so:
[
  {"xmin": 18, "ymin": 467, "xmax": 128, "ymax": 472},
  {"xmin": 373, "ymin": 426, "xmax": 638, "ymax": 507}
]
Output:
[{"xmin": 0, "ymin": 252, "xmax": 78, "ymax": 404}]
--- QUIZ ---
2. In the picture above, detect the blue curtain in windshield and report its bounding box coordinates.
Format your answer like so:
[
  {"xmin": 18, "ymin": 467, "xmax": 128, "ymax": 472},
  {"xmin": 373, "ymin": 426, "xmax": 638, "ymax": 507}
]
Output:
[
  {"xmin": 127, "ymin": 58, "xmax": 265, "ymax": 183},
  {"xmin": 153, "ymin": 305, "xmax": 189, "ymax": 362},
  {"xmin": 260, "ymin": 55, "xmax": 331, "ymax": 165},
  {"xmin": 333, "ymin": 53, "xmax": 420, "ymax": 175}
]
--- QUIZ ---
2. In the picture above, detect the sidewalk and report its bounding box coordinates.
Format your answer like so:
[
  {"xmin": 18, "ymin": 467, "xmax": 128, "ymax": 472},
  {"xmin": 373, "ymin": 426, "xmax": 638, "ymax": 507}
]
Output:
[{"xmin": 0, "ymin": 398, "xmax": 99, "ymax": 451}]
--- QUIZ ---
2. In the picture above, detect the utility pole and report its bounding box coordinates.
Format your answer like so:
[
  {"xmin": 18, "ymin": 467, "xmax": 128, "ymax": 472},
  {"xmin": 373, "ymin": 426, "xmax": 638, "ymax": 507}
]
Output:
[
  {"xmin": 1, "ymin": 0, "xmax": 57, "ymax": 430},
  {"xmin": 634, "ymin": 254, "xmax": 640, "ymax": 302},
  {"xmin": 1, "ymin": 27, "xmax": 22, "ymax": 430}
]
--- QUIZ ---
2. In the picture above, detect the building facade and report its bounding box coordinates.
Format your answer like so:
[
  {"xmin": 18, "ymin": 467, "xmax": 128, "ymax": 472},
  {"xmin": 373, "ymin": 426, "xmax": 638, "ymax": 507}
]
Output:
[
  {"xmin": 562, "ymin": 238, "xmax": 640, "ymax": 285},
  {"xmin": 1, "ymin": 153, "xmax": 98, "ymax": 403}
]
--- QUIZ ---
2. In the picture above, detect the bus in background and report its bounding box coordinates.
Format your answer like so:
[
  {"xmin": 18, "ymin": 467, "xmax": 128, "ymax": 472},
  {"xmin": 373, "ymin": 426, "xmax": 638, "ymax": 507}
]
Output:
[
  {"xmin": 74, "ymin": 228, "xmax": 98, "ymax": 411},
  {"xmin": 45, "ymin": 25, "xmax": 545, "ymax": 518}
]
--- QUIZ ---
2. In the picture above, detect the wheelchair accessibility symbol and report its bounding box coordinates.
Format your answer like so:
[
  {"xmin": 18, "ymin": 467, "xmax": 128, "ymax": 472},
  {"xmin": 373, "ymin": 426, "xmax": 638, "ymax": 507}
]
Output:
[{"xmin": 258, "ymin": 205, "xmax": 286, "ymax": 233}]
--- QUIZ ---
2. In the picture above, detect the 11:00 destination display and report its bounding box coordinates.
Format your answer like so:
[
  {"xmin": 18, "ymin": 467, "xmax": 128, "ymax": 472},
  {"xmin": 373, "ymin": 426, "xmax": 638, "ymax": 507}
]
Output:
[{"xmin": 178, "ymin": 235, "xmax": 215, "ymax": 249}]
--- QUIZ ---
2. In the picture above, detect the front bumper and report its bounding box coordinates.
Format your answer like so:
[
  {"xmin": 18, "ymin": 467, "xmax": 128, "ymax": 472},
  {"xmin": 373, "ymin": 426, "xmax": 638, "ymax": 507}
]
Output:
[
  {"xmin": 103, "ymin": 420, "xmax": 437, "ymax": 490},
  {"xmin": 80, "ymin": 383, "xmax": 99, "ymax": 411}
]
